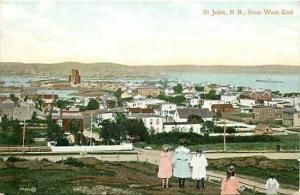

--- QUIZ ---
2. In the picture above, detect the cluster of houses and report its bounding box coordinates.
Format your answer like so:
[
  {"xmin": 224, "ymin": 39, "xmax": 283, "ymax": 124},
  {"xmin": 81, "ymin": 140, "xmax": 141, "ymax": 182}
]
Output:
[{"xmin": 1, "ymin": 72, "xmax": 300, "ymax": 140}]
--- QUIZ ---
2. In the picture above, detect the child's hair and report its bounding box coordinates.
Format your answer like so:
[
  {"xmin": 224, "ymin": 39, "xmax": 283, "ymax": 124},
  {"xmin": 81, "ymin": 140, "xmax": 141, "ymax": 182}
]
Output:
[
  {"xmin": 226, "ymin": 166, "xmax": 235, "ymax": 181},
  {"xmin": 270, "ymin": 173, "xmax": 275, "ymax": 179},
  {"xmin": 196, "ymin": 148, "xmax": 203, "ymax": 155},
  {"xmin": 162, "ymin": 144, "xmax": 170, "ymax": 152},
  {"xmin": 179, "ymin": 139, "xmax": 187, "ymax": 146}
]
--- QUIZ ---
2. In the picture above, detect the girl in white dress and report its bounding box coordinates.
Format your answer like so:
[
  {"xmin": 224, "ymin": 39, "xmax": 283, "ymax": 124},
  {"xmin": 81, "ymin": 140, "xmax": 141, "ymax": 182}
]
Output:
[
  {"xmin": 190, "ymin": 148, "xmax": 208, "ymax": 191},
  {"xmin": 266, "ymin": 174, "xmax": 279, "ymax": 195}
]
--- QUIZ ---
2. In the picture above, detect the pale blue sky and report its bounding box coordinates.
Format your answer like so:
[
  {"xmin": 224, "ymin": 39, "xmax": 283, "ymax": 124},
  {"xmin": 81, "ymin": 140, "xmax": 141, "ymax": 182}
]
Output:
[{"xmin": 0, "ymin": 1, "xmax": 299, "ymax": 65}]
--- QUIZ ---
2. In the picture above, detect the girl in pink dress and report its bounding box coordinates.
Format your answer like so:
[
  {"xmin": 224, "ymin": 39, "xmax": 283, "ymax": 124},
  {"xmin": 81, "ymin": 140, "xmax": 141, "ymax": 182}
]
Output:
[
  {"xmin": 221, "ymin": 166, "xmax": 240, "ymax": 195},
  {"xmin": 158, "ymin": 145, "xmax": 172, "ymax": 188}
]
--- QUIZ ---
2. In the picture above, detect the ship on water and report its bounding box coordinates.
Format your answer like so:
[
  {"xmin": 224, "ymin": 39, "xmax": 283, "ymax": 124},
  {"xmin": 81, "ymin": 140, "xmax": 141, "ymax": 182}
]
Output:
[{"xmin": 256, "ymin": 79, "xmax": 283, "ymax": 83}]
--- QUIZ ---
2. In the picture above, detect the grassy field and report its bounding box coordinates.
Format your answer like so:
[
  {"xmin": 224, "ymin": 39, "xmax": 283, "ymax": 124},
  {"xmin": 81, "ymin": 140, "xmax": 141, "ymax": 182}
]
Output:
[
  {"xmin": 0, "ymin": 157, "xmax": 262, "ymax": 195},
  {"xmin": 207, "ymin": 157, "xmax": 299, "ymax": 189},
  {"xmin": 136, "ymin": 134, "xmax": 299, "ymax": 151}
]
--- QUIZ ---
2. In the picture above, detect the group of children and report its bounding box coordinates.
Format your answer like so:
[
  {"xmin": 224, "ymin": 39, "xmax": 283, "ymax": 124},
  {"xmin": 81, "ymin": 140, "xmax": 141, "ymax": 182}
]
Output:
[
  {"xmin": 157, "ymin": 139, "xmax": 208, "ymax": 191},
  {"xmin": 157, "ymin": 139, "xmax": 280, "ymax": 194}
]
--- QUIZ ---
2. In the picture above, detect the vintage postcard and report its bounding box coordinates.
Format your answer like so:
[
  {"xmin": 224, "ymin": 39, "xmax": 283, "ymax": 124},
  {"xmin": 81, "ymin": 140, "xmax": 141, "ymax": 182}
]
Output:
[{"xmin": 0, "ymin": 1, "xmax": 299, "ymax": 194}]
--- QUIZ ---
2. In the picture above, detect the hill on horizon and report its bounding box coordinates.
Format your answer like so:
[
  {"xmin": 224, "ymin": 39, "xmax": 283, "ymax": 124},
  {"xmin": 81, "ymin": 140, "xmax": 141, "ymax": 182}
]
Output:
[{"xmin": 0, "ymin": 62, "xmax": 299, "ymax": 78}]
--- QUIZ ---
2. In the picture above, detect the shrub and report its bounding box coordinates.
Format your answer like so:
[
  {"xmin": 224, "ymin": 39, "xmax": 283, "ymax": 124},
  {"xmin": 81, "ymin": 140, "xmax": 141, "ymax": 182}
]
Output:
[
  {"xmin": 6, "ymin": 156, "xmax": 28, "ymax": 162},
  {"xmin": 41, "ymin": 158, "xmax": 50, "ymax": 162},
  {"xmin": 146, "ymin": 132, "xmax": 280, "ymax": 145},
  {"xmin": 0, "ymin": 132, "xmax": 18, "ymax": 145},
  {"xmin": 57, "ymin": 157, "xmax": 83, "ymax": 167}
]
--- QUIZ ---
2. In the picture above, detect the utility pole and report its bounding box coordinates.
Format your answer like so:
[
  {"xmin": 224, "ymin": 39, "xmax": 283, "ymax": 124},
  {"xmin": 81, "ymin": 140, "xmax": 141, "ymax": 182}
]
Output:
[
  {"xmin": 22, "ymin": 104, "xmax": 30, "ymax": 153},
  {"xmin": 298, "ymin": 158, "xmax": 300, "ymax": 193},
  {"xmin": 223, "ymin": 119, "xmax": 226, "ymax": 152},
  {"xmin": 90, "ymin": 113, "xmax": 93, "ymax": 146}
]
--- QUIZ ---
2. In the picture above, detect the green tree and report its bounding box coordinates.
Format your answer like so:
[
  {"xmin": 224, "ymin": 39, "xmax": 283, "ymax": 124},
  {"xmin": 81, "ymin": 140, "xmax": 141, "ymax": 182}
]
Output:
[
  {"xmin": 213, "ymin": 126, "xmax": 236, "ymax": 134},
  {"xmin": 29, "ymin": 111, "xmax": 38, "ymax": 126},
  {"xmin": 169, "ymin": 95, "xmax": 186, "ymax": 105},
  {"xmin": 173, "ymin": 84, "xmax": 183, "ymax": 94},
  {"xmin": 1, "ymin": 115, "xmax": 10, "ymax": 131},
  {"xmin": 69, "ymin": 119, "xmax": 79, "ymax": 135},
  {"xmin": 126, "ymin": 119, "xmax": 148, "ymax": 141},
  {"xmin": 113, "ymin": 88, "xmax": 123, "ymax": 107},
  {"xmin": 195, "ymin": 86, "xmax": 204, "ymax": 92},
  {"xmin": 115, "ymin": 112, "xmax": 127, "ymax": 140},
  {"xmin": 46, "ymin": 110, "xmax": 68, "ymax": 146},
  {"xmin": 100, "ymin": 120, "xmax": 116, "ymax": 145},
  {"xmin": 35, "ymin": 98, "xmax": 44, "ymax": 111},
  {"xmin": 56, "ymin": 99, "xmax": 70, "ymax": 109},
  {"xmin": 200, "ymin": 90, "xmax": 220, "ymax": 100},
  {"xmin": 100, "ymin": 114, "xmax": 149, "ymax": 143},
  {"xmin": 201, "ymin": 120, "xmax": 215, "ymax": 136},
  {"xmin": 187, "ymin": 114, "xmax": 204, "ymax": 123},
  {"xmin": 46, "ymin": 121, "xmax": 69, "ymax": 146},
  {"xmin": 69, "ymin": 119, "xmax": 80, "ymax": 145},
  {"xmin": 157, "ymin": 92, "xmax": 186, "ymax": 106},
  {"xmin": 9, "ymin": 93, "xmax": 18, "ymax": 104},
  {"xmin": 237, "ymin": 86, "xmax": 243, "ymax": 92},
  {"xmin": 157, "ymin": 91, "xmax": 168, "ymax": 101},
  {"xmin": 87, "ymin": 99, "xmax": 99, "ymax": 110},
  {"xmin": 114, "ymin": 88, "xmax": 122, "ymax": 99},
  {"xmin": 11, "ymin": 120, "xmax": 22, "ymax": 144},
  {"xmin": 31, "ymin": 111, "xmax": 38, "ymax": 121}
]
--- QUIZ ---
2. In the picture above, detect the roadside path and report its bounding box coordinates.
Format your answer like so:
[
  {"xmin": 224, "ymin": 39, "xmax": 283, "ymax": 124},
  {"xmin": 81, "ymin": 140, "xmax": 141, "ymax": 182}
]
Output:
[
  {"xmin": 1, "ymin": 148, "xmax": 298, "ymax": 194},
  {"xmin": 136, "ymin": 149, "xmax": 300, "ymax": 161},
  {"xmin": 136, "ymin": 149, "xmax": 299, "ymax": 195}
]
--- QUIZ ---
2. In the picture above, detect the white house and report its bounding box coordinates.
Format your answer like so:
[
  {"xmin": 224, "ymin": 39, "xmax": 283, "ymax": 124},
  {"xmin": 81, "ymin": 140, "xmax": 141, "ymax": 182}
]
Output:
[
  {"xmin": 164, "ymin": 88, "xmax": 175, "ymax": 96},
  {"xmin": 272, "ymin": 97, "xmax": 300, "ymax": 106},
  {"xmin": 173, "ymin": 108, "xmax": 211, "ymax": 123},
  {"xmin": 216, "ymin": 86, "xmax": 231, "ymax": 94},
  {"xmin": 163, "ymin": 123, "xmax": 203, "ymax": 134},
  {"xmin": 239, "ymin": 98, "xmax": 256, "ymax": 107},
  {"xmin": 201, "ymin": 100, "xmax": 224, "ymax": 111},
  {"xmin": 221, "ymin": 95, "xmax": 238, "ymax": 104},
  {"xmin": 264, "ymin": 100, "xmax": 291, "ymax": 108},
  {"xmin": 183, "ymin": 86, "xmax": 196, "ymax": 94},
  {"xmin": 97, "ymin": 111, "xmax": 115, "ymax": 123},
  {"xmin": 121, "ymin": 91, "xmax": 132, "ymax": 99},
  {"xmin": 190, "ymin": 98, "xmax": 201, "ymax": 107},
  {"xmin": 142, "ymin": 115, "xmax": 164, "ymax": 133},
  {"xmin": 160, "ymin": 103, "xmax": 177, "ymax": 116},
  {"xmin": 127, "ymin": 99, "xmax": 165, "ymax": 109}
]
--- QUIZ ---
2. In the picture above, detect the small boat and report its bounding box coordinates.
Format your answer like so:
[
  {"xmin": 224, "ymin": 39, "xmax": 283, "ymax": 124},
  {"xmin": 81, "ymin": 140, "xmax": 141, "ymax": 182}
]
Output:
[{"xmin": 256, "ymin": 79, "xmax": 283, "ymax": 83}]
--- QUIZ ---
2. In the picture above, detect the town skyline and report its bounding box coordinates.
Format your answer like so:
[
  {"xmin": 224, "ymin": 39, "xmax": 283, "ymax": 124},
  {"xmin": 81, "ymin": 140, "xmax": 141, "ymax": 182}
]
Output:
[{"xmin": 0, "ymin": 1, "xmax": 299, "ymax": 66}]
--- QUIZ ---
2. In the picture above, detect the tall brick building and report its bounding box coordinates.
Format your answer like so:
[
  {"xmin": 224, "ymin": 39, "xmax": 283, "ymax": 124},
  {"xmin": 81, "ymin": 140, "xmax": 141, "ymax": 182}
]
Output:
[{"xmin": 69, "ymin": 69, "xmax": 81, "ymax": 84}]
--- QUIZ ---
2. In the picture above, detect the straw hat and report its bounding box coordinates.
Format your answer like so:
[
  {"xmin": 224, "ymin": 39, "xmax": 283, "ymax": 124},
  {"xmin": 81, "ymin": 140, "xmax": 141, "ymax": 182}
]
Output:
[
  {"xmin": 162, "ymin": 144, "xmax": 170, "ymax": 151},
  {"xmin": 227, "ymin": 165, "xmax": 235, "ymax": 173}
]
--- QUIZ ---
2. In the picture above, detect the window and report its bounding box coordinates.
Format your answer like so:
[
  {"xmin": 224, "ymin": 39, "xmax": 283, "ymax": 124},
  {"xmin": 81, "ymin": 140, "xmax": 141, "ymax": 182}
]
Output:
[{"xmin": 156, "ymin": 119, "xmax": 160, "ymax": 125}]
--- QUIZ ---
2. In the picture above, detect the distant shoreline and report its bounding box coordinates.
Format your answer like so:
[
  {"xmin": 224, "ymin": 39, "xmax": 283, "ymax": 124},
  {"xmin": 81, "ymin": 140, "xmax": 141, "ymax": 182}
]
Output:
[{"xmin": 0, "ymin": 62, "xmax": 299, "ymax": 78}]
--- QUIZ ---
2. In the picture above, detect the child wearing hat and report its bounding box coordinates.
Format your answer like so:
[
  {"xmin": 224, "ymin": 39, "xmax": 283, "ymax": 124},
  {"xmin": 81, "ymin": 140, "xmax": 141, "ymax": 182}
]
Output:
[
  {"xmin": 221, "ymin": 166, "xmax": 240, "ymax": 195},
  {"xmin": 158, "ymin": 144, "xmax": 172, "ymax": 188},
  {"xmin": 172, "ymin": 139, "xmax": 191, "ymax": 189},
  {"xmin": 266, "ymin": 174, "xmax": 279, "ymax": 195},
  {"xmin": 190, "ymin": 148, "xmax": 208, "ymax": 190}
]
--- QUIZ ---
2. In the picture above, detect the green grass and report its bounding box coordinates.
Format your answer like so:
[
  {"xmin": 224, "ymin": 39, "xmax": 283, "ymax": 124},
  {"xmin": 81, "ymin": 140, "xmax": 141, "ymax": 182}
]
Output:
[
  {"xmin": 0, "ymin": 158, "xmax": 263, "ymax": 195},
  {"xmin": 208, "ymin": 158, "xmax": 299, "ymax": 188},
  {"xmin": 0, "ymin": 168, "xmax": 83, "ymax": 195},
  {"xmin": 136, "ymin": 134, "xmax": 300, "ymax": 151}
]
